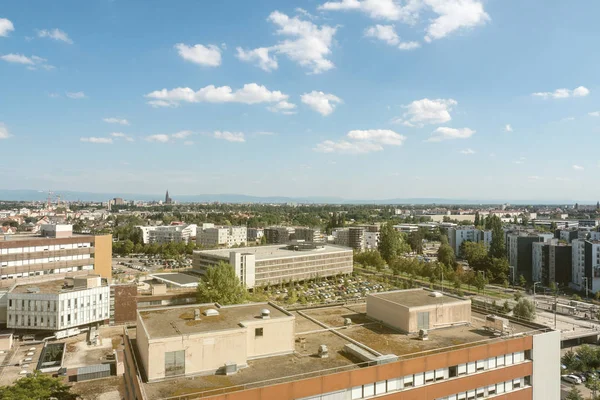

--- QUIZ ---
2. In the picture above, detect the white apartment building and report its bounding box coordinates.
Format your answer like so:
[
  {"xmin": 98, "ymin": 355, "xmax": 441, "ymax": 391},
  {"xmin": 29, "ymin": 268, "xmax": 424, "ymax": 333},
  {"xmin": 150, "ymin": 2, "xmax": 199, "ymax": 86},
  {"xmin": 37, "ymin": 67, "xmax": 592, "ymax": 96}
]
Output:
[
  {"xmin": 6, "ymin": 275, "xmax": 110, "ymax": 333},
  {"xmin": 571, "ymin": 239, "xmax": 600, "ymax": 293},
  {"xmin": 447, "ymin": 227, "xmax": 492, "ymax": 256},
  {"xmin": 137, "ymin": 224, "xmax": 197, "ymax": 244},
  {"xmin": 197, "ymin": 226, "xmax": 247, "ymax": 248},
  {"xmin": 364, "ymin": 231, "xmax": 380, "ymax": 250}
]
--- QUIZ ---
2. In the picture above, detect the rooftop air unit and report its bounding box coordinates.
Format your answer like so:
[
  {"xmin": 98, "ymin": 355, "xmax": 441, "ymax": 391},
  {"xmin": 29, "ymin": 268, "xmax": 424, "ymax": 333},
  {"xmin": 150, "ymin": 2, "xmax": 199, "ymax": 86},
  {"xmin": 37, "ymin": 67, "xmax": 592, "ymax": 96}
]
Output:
[
  {"xmin": 203, "ymin": 309, "xmax": 219, "ymax": 317},
  {"xmin": 260, "ymin": 309, "xmax": 271, "ymax": 319}
]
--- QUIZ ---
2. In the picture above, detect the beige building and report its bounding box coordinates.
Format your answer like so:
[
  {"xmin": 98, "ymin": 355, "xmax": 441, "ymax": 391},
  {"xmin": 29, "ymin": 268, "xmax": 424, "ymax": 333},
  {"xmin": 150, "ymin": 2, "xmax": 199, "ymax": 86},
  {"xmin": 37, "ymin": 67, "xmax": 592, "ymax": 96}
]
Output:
[
  {"xmin": 136, "ymin": 302, "xmax": 295, "ymax": 382},
  {"xmin": 367, "ymin": 288, "xmax": 471, "ymax": 333},
  {"xmin": 192, "ymin": 243, "xmax": 353, "ymax": 289},
  {"xmin": 197, "ymin": 226, "xmax": 247, "ymax": 248}
]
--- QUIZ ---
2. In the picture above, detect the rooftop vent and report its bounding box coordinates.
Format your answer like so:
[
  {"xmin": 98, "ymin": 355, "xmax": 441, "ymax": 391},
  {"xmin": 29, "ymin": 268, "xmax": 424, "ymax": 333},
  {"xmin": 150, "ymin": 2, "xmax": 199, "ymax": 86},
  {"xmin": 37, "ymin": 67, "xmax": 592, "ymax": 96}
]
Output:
[
  {"xmin": 318, "ymin": 344, "xmax": 329, "ymax": 358},
  {"xmin": 194, "ymin": 309, "xmax": 201, "ymax": 321},
  {"xmin": 203, "ymin": 309, "xmax": 219, "ymax": 317},
  {"xmin": 429, "ymin": 291, "xmax": 443, "ymax": 298},
  {"xmin": 260, "ymin": 309, "xmax": 271, "ymax": 319},
  {"xmin": 27, "ymin": 287, "xmax": 40, "ymax": 294}
]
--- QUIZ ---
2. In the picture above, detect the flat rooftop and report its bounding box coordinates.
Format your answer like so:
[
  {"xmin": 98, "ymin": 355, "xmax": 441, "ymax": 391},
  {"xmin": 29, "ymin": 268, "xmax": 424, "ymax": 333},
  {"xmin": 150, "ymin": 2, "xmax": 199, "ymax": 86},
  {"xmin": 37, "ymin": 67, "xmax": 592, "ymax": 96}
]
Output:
[
  {"xmin": 10, "ymin": 276, "xmax": 104, "ymax": 294},
  {"xmin": 137, "ymin": 303, "xmax": 544, "ymax": 399},
  {"xmin": 139, "ymin": 303, "xmax": 290, "ymax": 338},
  {"xmin": 369, "ymin": 288, "xmax": 469, "ymax": 308},
  {"xmin": 149, "ymin": 273, "xmax": 199, "ymax": 286},
  {"xmin": 194, "ymin": 244, "xmax": 352, "ymax": 261}
]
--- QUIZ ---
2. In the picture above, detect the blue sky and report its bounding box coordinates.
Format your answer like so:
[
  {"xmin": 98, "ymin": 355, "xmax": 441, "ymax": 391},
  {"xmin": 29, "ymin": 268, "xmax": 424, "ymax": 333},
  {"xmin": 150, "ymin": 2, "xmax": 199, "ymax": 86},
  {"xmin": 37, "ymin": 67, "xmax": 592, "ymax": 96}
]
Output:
[{"xmin": 1, "ymin": 0, "xmax": 600, "ymax": 201}]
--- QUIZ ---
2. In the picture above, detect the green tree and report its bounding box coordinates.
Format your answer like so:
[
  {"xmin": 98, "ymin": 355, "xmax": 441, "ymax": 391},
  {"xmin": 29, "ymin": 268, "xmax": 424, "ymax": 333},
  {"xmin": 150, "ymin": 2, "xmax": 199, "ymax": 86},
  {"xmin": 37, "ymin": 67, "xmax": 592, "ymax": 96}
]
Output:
[
  {"xmin": 586, "ymin": 375, "xmax": 600, "ymax": 400},
  {"xmin": 378, "ymin": 221, "xmax": 410, "ymax": 264},
  {"xmin": 513, "ymin": 298, "xmax": 536, "ymax": 321},
  {"xmin": 519, "ymin": 274, "xmax": 527, "ymax": 288},
  {"xmin": 460, "ymin": 241, "xmax": 487, "ymax": 268},
  {"xmin": 196, "ymin": 261, "xmax": 247, "ymax": 305},
  {"xmin": 488, "ymin": 215, "xmax": 506, "ymax": 259},
  {"xmin": 514, "ymin": 291, "xmax": 523, "ymax": 301},
  {"xmin": 437, "ymin": 243, "xmax": 455, "ymax": 269},
  {"xmin": 0, "ymin": 371, "xmax": 78, "ymax": 400},
  {"xmin": 123, "ymin": 239, "xmax": 134, "ymax": 255},
  {"xmin": 354, "ymin": 250, "xmax": 385, "ymax": 271},
  {"xmin": 408, "ymin": 229, "xmax": 424, "ymax": 254},
  {"xmin": 565, "ymin": 386, "xmax": 584, "ymax": 400},
  {"xmin": 286, "ymin": 288, "xmax": 298, "ymax": 305},
  {"xmin": 501, "ymin": 300, "xmax": 511, "ymax": 314},
  {"xmin": 474, "ymin": 211, "xmax": 480, "ymax": 227},
  {"xmin": 473, "ymin": 272, "xmax": 486, "ymax": 293}
]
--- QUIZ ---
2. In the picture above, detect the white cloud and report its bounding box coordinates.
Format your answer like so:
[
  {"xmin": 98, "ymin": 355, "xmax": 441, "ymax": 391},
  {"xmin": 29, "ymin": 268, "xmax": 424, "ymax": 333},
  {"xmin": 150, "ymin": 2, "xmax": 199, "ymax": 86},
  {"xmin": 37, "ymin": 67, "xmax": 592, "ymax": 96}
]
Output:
[
  {"xmin": 237, "ymin": 11, "xmax": 337, "ymax": 74},
  {"xmin": 427, "ymin": 127, "xmax": 475, "ymax": 142},
  {"xmin": 110, "ymin": 132, "xmax": 134, "ymax": 142},
  {"xmin": 103, "ymin": 117, "xmax": 130, "ymax": 126},
  {"xmin": 460, "ymin": 148, "xmax": 475, "ymax": 155},
  {"xmin": 588, "ymin": 111, "xmax": 600, "ymax": 117},
  {"xmin": 364, "ymin": 25, "xmax": 421, "ymax": 50},
  {"xmin": 0, "ymin": 122, "xmax": 11, "ymax": 139},
  {"xmin": 236, "ymin": 47, "xmax": 278, "ymax": 72},
  {"xmin": 145, "ymin": 83, "xmax": 288, "ymax": 108},
  {"xmin": 314, "ymin": 129, "xmax": 405, "ymax": 154},
  {"xmin": 175, "ymin": 43, "xmax": 221, "ymax": 67},
  {"xmin": 395, "ymin": 98, "xmax": 457, "ymax": 127},
  {"xmin": 0, "ymin": 18, "xmax": 14, "ymax": 37},
  {"xmin": 532, "ymin": 86, "xmax": 590, "ymax": 99},
  {"xmin": 0, "ymin": 54, "xmax": 54, "ymax": 70},
  {"xmin": 505, "ymin": 124, "xmax": 513, "ymax": 132},
  {"xmin": 560, "ymin": 116, "xmax": 575, "ymax": 122},
  {"xmin": 398, "ymin": 40, "xmax": 420, "ymax": 50},
  {"xmin": 66, "ymin": 91, "xmax": 86, "ymax": 99},
  {"xmin": 320, "ymin": 0, "xmax": 489, "ymax": 41},
  {"xmin": 267, "ymin": 100, "xmax": 297, "ymax": 115},
  {"xmin": 301, "ymin": 91, "xmax": 343, "ymax": 116},
  {"xmin": 146, "ymin": 134, "xmax": 170, "ymax": 143},
  {"xmin": 37, "ymin": 28, "xmax": 73, "ymax": 44},
  {"xmin": 573, "ymin": 165, "xmax": 584, "ymax": 171},
  {"xmin": 171, "ymin": 130, "xmax": 193, "ymax": 139},
  {"xmin": 214, "ymin": 131, "xmax": 245, "ymax": 143},
  {"xmin": 80, "ymin": 137, "xmax": 113, "ymax": 144}
]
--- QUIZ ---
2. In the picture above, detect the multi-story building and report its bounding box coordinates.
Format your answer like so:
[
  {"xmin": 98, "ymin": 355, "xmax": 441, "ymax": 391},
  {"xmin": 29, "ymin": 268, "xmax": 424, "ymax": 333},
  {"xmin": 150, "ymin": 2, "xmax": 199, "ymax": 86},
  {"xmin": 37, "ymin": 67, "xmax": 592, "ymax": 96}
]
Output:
[
  {"xmin": 590, "ymin": 231, "xmax": 600, "ymax": 241},
  {"xmin": 447, "ymin": 227, "xmax": 492, "ymax": 256},
  {"xmin": 148, "ymin": 224, "xmax": 197, "ymax": 244},
  {"xmin": 532, "ymin": 240, "xmax": 572, "ymax": 286},
  {"xmin": 293, "ymin": 227, "xmax": 325, "ymax": 243},
  {"xmin": 554, "ymin": 229, "xmax": 578, "ymax": 243},
  {"xmin": 192, "ymin": 243, "xmax": 353, "ymax": 288},
  {"xmin": 0, "ymin": 224, "xmax": 112, "ymax": 287},
  {"xmin": 264, "ymin": 227, "xmax": 292, "ymax": 244},
  {"xmin": 123, "ymin": 288, "xmax": 560, "ymax": 400},
  {"xmin": 6, "ymin": 275, "xmax": 110, "ymax": 334},
  {"xmin": 506, "ymin": 233, "xmax": 546, "ymax": 283},
  {"xmin": 247, "ymin": 228, "xmax": 264, "ymax": 243},
  {"xmin": 333, "ymin": 226, "xmax": 378, "ymax": 251},
  {"xmin": 197, "ymin": 226, "xmax": 247, "ymax": 248},
  {"xmin": 571, "ymin": 239, "xmax": 600, "ymax": 293}
]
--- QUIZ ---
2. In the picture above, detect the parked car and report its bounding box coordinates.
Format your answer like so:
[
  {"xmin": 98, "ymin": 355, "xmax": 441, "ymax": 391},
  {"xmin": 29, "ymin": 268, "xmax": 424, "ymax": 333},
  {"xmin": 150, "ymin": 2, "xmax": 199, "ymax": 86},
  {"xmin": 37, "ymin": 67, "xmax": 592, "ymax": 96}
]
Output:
[{"xmin": 562, "ymin": 375, "xmax": 582, "ymax": 384}]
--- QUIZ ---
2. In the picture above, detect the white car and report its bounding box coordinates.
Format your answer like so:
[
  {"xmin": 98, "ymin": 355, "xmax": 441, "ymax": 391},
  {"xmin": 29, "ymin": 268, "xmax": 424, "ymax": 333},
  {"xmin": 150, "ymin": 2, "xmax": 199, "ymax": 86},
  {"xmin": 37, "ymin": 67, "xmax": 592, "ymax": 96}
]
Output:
[{"xmin": 562, "ymin": 374, "xmax": 582, "ymax": 384}]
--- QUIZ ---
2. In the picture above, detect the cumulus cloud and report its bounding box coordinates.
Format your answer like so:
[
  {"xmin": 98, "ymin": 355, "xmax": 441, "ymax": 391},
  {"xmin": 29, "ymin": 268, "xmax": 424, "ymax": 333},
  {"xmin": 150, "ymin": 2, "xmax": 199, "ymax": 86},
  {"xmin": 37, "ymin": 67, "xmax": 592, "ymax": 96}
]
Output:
[
  {"xmin": 364, "ymin": 24, "xmax": 420, "ymax": 50},
  {"xmin": 103, "ymin": 117, "xmax": 130, "ymax": 126},
  {"xmin": 427, "ymin": 127, "xmax": 475, "ymax": 142},
  {"xmin": 146, "ymin": 134, "xmax": 170, "ymax": 143},
  {"xmin": 460, "ymin": 148, "xmax": 475, "ymax": 155},
  {"xmin": 236, "ymin": 47, "xmax": 278, "ymax": 72},
  {"xmin": 314, "ymin": 129, "xmax": 405, "ymax": 154},
  {"xmin": 0, "ymin": 122, "xmax": 11, "ymax": 139},
  {"xmin": 175, "ymin": 43, "xmax": 221, "ymax": 67},
  {"xmin": 110, "ymin": 132, "xmax": 134, "ymax": 142},
  {"xmin": 573, "ymin": 165, "xmax": 584, "ymax": 171},
  {"xmin": 394, "ymin": 98, "xmax": 457, "ymax": 127},
  {"xmin": 236, "ymin": 11, "xmax": 337, "ymax": 74},
  {"xmin": 505, "ymin": 124, "xmax": 513, "ymax": 132},
  {"xmin": 319, "ymin": 0, "xmax": 490, "ymax": 41},
  {"xmin": 267, "ymin": 100, "xmax": 297, "ymax": 115},
  {"xmin": 301, "ymin": 91, "xmax": 342, "ymax": 116},
  {"xmin": 0, "ymin": 53, "xmax": 54, "ymax": 70},
  {"xmin": 0, "ymin": 18, "xmax": 14, "ymax": 37},
  {"xmin": 171, "ymin": 130, "xmax": 193, "ymax": 139},
  {"xmin": 214, "ymin": 131, "xmax": 245, "ymax": 143},
  {"xmin": 66, "ymin": 91, "xmax": 86, "ymax": 99},
  {"xmin": 589, "ymin": 111, "xmax": 600, "ymax": 117},
  {"xmin": 80, "ymin": 137, "xmax": 113, "ymax": 144},
  {"xmin": 37, "ymin": 28, "xmax": 73, "ymax": 44},
  {"xmin": 145, "ymin": 83, "xmax": 288, "ymax": 108},
  {"xmin": 532, "ymin": 86, "xmax": 590, "ymax": 99}
]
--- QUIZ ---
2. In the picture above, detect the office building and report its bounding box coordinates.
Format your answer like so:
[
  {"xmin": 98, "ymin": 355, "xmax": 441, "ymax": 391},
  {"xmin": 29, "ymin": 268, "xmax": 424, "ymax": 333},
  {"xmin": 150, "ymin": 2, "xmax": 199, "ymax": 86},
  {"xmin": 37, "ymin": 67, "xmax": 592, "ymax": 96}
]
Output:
[
  {"xmin": 197, "ymin": 226, "xmax": 247, "ymax": 248},
  {"xmin": 123, "ymin": 289, "xmax": 560, "ymax": 400},
  {"xmin": 532, "ymin": 241, "xmax": 572, "ymax": 286},
  {"xmin": 6, "ymin": 275, "xmax": 110, "ymax": 333},
  {"xmin": 0, "ymin": 224, "xmax": 112, "ymax": 286},
  {"xmin": 572, "ymin": 239, "xmax": 600, "ymax": 293},
  {"xmin": 506, "ymin": 233, "xmax": 546, "ymax": 283},
  {"xmin": 264, "ymin": 227, "xmax": 292, "ymax": 244},
  {"xmin": 192, "ymin": 243, "xmax": 353, "ymax": 289}
]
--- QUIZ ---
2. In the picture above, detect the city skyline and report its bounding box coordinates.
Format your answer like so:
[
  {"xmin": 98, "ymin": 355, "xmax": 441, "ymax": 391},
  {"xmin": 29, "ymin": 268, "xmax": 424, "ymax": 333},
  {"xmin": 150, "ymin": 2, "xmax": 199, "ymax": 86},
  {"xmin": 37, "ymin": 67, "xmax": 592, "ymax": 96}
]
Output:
[{"xmin": 1, "ymin": 1, "xmax": 600, "ymax": 200}]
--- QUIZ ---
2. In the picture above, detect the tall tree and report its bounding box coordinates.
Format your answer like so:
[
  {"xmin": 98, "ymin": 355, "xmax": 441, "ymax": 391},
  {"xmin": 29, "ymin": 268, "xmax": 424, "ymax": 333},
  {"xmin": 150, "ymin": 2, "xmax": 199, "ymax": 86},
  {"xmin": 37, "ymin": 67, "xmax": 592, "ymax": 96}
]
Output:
[
  {"xmin": 437, "ymin": 243, "xmax": 455, "ymax": 269},
  {"xmin": 196, "ymin": 261, "xmax": 247, "ymax": 305},
  {"xmin": 488, "ymin": 215, "xmax": 506, "ymax": 259},
  {"xmin": 0, "ymin": 371, "xmax": 78, "ymax": 400},
  {"xmin": 513, "ymin": 298, "xmax": 536, "ymax": 321},
  {"xmin": 474, "ymin": 211, "xmax": 480, "ymax": 227},
  {"xmin": 378, "ymin": 221, "xmax": 409, "ymax": 264},
  {"xmin": 408, "ymin": 229, "xmax": 424, "ymax": 254}
]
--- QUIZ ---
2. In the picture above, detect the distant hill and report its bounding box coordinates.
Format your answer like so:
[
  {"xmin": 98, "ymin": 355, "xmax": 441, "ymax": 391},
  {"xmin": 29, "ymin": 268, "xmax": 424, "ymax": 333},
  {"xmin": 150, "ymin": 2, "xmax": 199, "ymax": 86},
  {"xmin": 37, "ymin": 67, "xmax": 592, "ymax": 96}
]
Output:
[{"xmin": 0, "ymin": 189, "xmax": 583, "ymax": 205}]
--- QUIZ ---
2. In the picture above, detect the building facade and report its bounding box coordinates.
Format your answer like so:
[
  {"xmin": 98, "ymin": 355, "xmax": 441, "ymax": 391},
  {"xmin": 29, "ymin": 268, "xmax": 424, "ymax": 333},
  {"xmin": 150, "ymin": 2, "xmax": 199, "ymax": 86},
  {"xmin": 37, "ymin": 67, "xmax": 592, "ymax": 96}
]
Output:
[
  {"xmin": 197, "ymin": 226, "xmax": 247, "ymax": 248},
  {"xmin": 193, "ymin": 243, "xmax": 353, "ymax": 289},
  {"xmin": 506, "ymin": 233, "xmax": 545, "ymax": 283},
  {"xmin": 264, "ymin": 227, "xmax": 292, "ymax": 244},
  {"xmin": 571, "ymin": 239, "xmax": 600, "ymax": 293},
  {"xmin": 532, "ymin": 241, "xmax": 572, "ymax": 286},
  {"xmin": 447, "ymin": 227, "xmax": 492, "ymax": 256},
  {"xmin": 0, "ymin": 224, "xmax": 112, "ymax": 286}
]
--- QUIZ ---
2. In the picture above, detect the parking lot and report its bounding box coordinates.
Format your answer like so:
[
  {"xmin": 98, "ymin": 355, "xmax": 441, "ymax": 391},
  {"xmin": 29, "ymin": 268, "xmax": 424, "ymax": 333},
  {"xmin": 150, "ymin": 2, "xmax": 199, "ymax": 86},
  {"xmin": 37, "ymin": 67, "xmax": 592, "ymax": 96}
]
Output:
[{"xmin": 112, "ymin": 255, "xmax": 192, "ymax": 277}]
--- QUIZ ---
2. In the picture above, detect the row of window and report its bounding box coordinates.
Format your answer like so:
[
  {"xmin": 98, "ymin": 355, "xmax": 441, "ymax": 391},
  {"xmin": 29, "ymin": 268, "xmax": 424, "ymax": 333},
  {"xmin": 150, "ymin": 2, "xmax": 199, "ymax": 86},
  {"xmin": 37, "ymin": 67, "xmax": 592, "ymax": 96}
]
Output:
[
  {"xmin": 436, "ymin": 377, "xmax": 529, "ymax": 400},
  {"xmin": 0, "ymin": 264, "xmax": 93, "ymax": 279},
  {"xmin": 0, "ymin": 243, "xmax": 91, "ymax": 254},
  {"xmin": 1, "ymin": 254, "xmax": 91, "ymax": 267},
  {"xmin": 8, "ymin": 309, "xmax": 109, "ymax": 327},
  {"xmin": 8, "ymin": 294, "xmax": 106, "ymax": 311}
]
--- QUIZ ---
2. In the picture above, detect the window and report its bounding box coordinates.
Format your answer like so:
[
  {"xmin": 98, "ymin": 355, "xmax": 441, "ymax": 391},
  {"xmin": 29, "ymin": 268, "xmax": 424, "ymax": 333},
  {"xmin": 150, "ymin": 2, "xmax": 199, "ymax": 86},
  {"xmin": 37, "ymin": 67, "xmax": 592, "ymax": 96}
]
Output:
[
  {"xmin": 487, "ymin": 357, "xmax": 496, "ymax": 369},
  {"xmin": 417, "ymin": 311, "xmax": 430, "ymax": 330},
  {"xmin": 435, "ymin": 368, "xmax": 445, "ymax": 381},
  {"xmin": 255, "ymin": 328, "xmax": 263, "ymax": 337},
  {"xmin": 403, "ymin": 375, "xmax": 414, "ymax": 388},
  {"xmin": 476, "ymin": 388, "xmax": 484, "ymax": 398},
  {"xmin": 351, "ymin": 386, "xmax": 362, "ymax": 400},
  {"xmin": 506, "ymin": 353, "xmax": 514, "ymax": 365},
  {"xmin": 467, "ymin": 362, "xmax": 475, "ymax": 374},
  {"xmin": 505, "ymin": 380, "xmax": 513, "ymax": 391},
  {"xmin": 386, "ymin": 378, "xmax": 399, "ymax": 391},
  {"xmin": 165, "ymin": 350, "xmax": 185, "ymax": 377},
  {"xmin": 513, "ymin": 378, "xmax": 521, "ymax": 389},
  {"xmin": 457, "ymin": 364, "xmax": 467, "ymax": 376},
  {"xmin": 467, "ymin": 390, "xmax": 475, "ymax": 400},
  {"xmin": 487, "ymin": 384, "xmax": 496, "ymax": 395},
  {"xmin": 375, "ymin": 381, "xmax": 386, "ymax": 395},
  {"xmin": 425, "ymin": 370, "xmax": 435, "ymax": 383},
  {"xmin": 476, "ymin": 360, "xmax": 485, "ymax": 371},
  {"xmin": 497, "ymin": 382, "xmax": 505, "ymax": 394},
  {"xmin": 363, "ymin": 383, "xmax": 374, "ymax": 397},
  {"xmin": 8, "ymin": 299, "xmax": 12, "ymax": 308},
  {"xmin": 449, "ymin": 366, "xmax": 458, "ymax": 377},
  {"xmin": 414, "ymin": 373, "xmax": 424, "ymax": 387},
  {"xmin": 497, "ymin": 355, "xmax": 505, "ymax": 366}
]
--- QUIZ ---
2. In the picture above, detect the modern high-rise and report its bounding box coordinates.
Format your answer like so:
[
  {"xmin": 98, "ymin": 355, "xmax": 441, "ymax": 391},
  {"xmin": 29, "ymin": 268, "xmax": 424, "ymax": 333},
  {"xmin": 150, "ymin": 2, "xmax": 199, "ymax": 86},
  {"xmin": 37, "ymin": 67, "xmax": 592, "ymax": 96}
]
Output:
[
  {"xmin": 532, "ymin": 240, "xmax": 572, "ymax": 286},
  {"xmin": 571, "ymin": 239, "xmax": 600, "ymax": 293},
  {"xmin": 197, "ymin": 226, "xmax": 247, "ymax": 248},
  {"xmin": 0, "ymin": 224, "xmax": 112, "ymax": 287},
  {"xmin": 333, "ymin": 226, "xmax": 378, "ymax": 251},
  {"xmin": 506, "ymin": 232, "xmax": 546, "ymax": 283},
  {"xmin": 192, "ymin": 243, "xmax": 353, "ymax": 288},
  {"xmin": 123, "ymin": 288, "xmax": 560, "ymax": 400}
]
